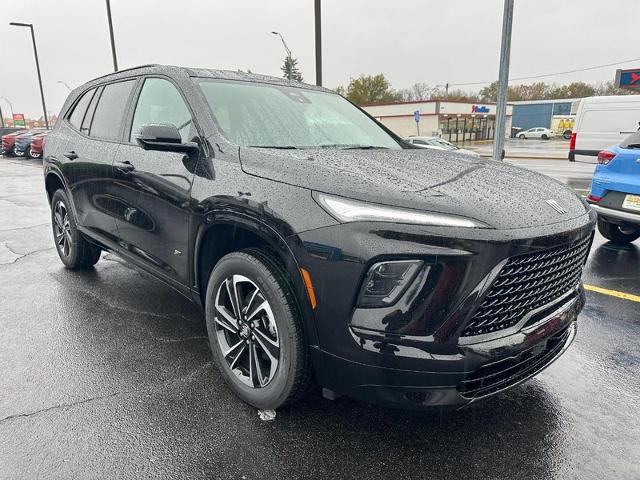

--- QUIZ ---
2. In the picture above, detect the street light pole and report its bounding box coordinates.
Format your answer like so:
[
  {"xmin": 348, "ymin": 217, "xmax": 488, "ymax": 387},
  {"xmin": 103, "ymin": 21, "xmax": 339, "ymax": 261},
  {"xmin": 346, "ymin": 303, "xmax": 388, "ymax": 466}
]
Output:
[
  {"xmin": 9, "ymin": 22, "xmax": 49, "ymax": 130},
  {"xmin": 271, "ymin": 31, "xmax": 292, "ymax": 80},
  {"xmin": 492, "ymin": 0, "xmax": 514, "ymax": 162},
  {"xmin": 0, "ymin": 106, "xmax": 4, "ymax": 128},
  {"xmin": 57, "ymin": 80, "xmax": 72, "ymax": 91},
  {"xmin": 0, "ymin": 97, "xmax": 14, "ymax": 117},
  {"xmin": 314, "ymin": 0, "xmax": 322, "ymax": 87},
  {"xmin": 105, "ymin": 0, "xmax": 119, "ymax": 72}
]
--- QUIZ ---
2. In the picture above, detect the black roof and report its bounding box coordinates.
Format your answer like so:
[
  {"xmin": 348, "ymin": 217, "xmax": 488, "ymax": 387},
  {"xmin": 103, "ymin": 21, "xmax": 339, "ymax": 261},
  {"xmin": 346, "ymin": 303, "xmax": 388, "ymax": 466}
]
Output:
[{"xmin": 82, "ymin": 64, "xmax": 329, "ymax": 93}]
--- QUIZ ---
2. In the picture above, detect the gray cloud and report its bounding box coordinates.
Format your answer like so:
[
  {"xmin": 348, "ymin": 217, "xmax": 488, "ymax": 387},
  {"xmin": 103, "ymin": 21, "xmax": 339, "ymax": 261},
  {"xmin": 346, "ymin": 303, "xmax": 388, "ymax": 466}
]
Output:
[{"xmin": 1, "ymin": 0, "xmax": 637, "ymax": 118}]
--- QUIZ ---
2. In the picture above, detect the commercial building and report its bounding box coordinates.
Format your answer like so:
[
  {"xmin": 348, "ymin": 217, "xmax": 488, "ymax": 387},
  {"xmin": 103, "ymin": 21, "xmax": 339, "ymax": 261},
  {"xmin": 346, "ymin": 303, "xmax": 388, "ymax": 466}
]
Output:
[
  {"xmin": 511, "ymin": 98, "xmax": 581, "ymax": 133},
  {"xmin": 362, "ymin": 100, "xmax": 513, "ymax": 142}
]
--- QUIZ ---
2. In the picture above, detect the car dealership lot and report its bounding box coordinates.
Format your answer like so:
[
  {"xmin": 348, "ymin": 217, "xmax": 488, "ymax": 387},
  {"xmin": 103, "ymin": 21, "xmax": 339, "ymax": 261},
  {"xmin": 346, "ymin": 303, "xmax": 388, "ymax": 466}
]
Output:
[{"xmin": 0, "ymin": 158, "xmax": 638, "ymax": 479}]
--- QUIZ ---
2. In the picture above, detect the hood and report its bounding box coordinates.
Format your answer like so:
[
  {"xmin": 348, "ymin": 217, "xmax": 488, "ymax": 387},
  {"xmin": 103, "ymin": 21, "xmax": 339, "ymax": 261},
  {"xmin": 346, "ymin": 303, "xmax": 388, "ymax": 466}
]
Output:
[{"xmin": 239, "ymin": 147, "xmax": 588, "ymax": 230}]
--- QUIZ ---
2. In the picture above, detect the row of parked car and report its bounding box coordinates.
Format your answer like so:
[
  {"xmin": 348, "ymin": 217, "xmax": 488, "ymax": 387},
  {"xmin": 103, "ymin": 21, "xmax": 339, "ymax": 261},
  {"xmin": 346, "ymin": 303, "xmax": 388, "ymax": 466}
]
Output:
[{"xmin": 0, "ymin": 127, "xmax": 48, "ymax": 159}]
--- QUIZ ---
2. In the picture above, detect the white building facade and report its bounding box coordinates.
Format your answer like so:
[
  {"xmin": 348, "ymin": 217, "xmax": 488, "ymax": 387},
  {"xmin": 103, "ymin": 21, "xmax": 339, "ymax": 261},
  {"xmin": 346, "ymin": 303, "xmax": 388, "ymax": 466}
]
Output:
[{"xmin": 363, "ymin": 100, "xmax": 513, "ymax": 142}]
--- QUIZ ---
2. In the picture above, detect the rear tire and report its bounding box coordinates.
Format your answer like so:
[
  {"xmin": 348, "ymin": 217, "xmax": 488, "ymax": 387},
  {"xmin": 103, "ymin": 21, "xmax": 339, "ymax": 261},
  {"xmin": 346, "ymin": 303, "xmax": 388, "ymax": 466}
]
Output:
[
  {"xmin": 597, "ymin": 217, "xmax": 640, "ymax": 244},
  {"xmin": 205, "ymin": 249, "xmax": 311, "ymax": 409},
  {"xmin": 50, "ymin": 189, "xmax": 101, "ymax": 269}
]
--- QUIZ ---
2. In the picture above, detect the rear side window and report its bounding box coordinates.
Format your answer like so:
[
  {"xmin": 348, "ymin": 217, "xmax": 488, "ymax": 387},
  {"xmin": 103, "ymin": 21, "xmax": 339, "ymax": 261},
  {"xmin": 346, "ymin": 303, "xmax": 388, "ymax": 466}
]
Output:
[
  {"xmin": 68, "ymin": 89, "xmax": 95, "ymax": 129},
  {"xmin": 81, "ymin": 86, "xmax": 103, "ymax": 134},
  {"xmin": 90, "ymin": 80, "xmax": 136, "ymax": 141}
]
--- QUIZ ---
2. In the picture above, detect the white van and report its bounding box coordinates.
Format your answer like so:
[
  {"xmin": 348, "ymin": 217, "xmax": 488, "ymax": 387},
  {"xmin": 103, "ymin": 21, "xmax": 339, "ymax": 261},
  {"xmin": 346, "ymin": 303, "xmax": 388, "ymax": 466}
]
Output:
[{"xmin": 569, "ymin": 95, "xmax": 640, "ymax": 162}]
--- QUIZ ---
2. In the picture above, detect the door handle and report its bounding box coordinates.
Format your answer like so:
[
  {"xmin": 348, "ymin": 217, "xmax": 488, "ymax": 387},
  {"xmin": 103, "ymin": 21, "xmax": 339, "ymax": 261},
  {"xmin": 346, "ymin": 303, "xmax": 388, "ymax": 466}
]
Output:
[
  {"xmin": 115, "ymin": 160, "xmax": 135, "ymax": 174},
  {"xmin": 63, "ymin": 151, "xmax": 78, "ymax": 160}
]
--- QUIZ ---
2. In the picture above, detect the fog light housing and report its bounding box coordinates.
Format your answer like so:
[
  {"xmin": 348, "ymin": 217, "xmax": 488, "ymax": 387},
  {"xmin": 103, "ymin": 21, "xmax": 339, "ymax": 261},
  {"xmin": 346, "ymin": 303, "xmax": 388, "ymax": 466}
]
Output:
[{"xmin": 357, "ymin": 260, "xmax": 424, "ymax": 308}]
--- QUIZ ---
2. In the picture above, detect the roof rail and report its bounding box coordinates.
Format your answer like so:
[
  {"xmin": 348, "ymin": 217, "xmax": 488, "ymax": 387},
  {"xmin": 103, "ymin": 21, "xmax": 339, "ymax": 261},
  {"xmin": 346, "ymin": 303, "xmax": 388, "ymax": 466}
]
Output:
[{"xmin": 88, "ymin": 64, "xmax": 160, "ymax": 83}]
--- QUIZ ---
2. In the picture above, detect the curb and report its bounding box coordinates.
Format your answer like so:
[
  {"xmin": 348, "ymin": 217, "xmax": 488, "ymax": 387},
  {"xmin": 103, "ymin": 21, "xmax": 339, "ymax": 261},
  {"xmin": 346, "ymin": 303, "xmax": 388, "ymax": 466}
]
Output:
[{"xmin": 479, "ymin": 154, "xmax": 568, "ymax": 161}]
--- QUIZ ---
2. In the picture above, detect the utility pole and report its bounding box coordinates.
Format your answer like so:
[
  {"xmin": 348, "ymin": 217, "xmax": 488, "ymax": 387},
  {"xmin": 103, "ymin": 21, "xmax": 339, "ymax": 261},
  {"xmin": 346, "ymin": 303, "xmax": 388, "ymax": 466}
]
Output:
[
  {"xmin": 106, "ymin": 0, "xmax": 119, "ymax": 71},
  {"xmin": 0, "ymin": 106, "xmax": 4, "ymax": 128},
  {"xmin": 314, "ymin": 0, "xmax": 322, "ymax": 86},
  {"xmin": 493, "ymin": 0, "xmax": 514, "ymax": 162},
  {"xmin": 9, "ymin": 22, "xmax": 49, "ymax": 129}
]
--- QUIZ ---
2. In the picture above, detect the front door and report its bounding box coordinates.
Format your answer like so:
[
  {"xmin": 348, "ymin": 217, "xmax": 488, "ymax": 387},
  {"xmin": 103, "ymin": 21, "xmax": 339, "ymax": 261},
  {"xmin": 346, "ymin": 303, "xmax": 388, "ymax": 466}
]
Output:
[{"xmin": 111, "ymin": 77, "xmax": 198, "ymax": 286}]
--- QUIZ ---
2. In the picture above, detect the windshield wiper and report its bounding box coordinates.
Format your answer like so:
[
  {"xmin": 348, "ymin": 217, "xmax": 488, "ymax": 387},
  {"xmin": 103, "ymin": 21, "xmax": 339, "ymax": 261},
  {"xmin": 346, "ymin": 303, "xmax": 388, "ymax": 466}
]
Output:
[
  {"xmin": 318, "ymin": 144, "xmax": 389, "ymax": 150},
  {"xmin": 248, "ymin": 145, "xmax": 300, "ymax": 149},
  {"xmin": 625, "ymin": 143, "xmax": 640, "ymax": 149},
  {"xmin": 247, "ymin": 145, "xmax": 301, "ymax": 150}
]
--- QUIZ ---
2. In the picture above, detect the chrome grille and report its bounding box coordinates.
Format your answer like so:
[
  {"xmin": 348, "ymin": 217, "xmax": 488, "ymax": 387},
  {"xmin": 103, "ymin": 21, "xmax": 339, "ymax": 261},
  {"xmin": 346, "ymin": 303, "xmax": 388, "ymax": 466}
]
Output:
[{"xmin": 461, "ymin": 235, "xmax": 591, "ymax": 337}]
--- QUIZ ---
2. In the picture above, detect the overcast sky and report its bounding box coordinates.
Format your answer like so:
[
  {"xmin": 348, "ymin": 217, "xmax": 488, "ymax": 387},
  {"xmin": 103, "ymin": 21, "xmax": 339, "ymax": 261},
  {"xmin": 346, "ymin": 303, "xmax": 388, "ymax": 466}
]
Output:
[{"xmin": 1, "ymin": 0, "xmax": 638, "ymax": 118}]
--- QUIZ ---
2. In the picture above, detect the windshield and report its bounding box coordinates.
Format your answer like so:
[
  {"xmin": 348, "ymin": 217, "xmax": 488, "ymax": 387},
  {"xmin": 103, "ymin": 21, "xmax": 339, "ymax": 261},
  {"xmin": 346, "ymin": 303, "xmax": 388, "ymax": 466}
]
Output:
[{"xmin": 197, "ymin": 79, "xmax": 402, "ymax": 149}]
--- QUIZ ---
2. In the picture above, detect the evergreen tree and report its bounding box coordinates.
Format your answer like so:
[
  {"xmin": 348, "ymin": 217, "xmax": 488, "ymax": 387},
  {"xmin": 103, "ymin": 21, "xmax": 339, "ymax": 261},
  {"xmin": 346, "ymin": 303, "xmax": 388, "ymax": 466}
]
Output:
[{"xmin": 281, "ymin": 57, "xmax": 303, "ymax": 82}]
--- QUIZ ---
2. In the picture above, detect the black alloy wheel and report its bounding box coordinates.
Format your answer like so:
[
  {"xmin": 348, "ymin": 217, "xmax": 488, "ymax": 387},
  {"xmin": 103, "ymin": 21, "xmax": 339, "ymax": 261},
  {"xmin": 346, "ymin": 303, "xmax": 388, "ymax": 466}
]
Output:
[{"xmin": 205, "ymin": 249, "xmax": 311, "ymax": 409}]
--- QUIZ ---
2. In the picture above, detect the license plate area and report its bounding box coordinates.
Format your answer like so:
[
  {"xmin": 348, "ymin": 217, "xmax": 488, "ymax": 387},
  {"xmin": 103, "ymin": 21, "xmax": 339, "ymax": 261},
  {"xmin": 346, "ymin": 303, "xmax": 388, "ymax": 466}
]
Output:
[{"xmin": 622, "ymin": 194, "xmax": 640, "ymax": 212}]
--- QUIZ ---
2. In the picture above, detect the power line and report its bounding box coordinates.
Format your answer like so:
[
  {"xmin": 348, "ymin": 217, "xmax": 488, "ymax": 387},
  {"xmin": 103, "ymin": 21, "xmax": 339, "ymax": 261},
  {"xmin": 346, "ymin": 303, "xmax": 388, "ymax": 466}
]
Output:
[{"xmin": 449, "ymin": 56, "xmax": 640, "ymax": 87}]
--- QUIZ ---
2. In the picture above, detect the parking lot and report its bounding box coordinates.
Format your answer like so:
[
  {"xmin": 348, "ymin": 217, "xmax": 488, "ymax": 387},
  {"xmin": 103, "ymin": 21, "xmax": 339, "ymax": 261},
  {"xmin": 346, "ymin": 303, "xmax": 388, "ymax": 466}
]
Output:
[{"xmin": 0, "ymin": 156, "xmax": 638, "ymax": 479}]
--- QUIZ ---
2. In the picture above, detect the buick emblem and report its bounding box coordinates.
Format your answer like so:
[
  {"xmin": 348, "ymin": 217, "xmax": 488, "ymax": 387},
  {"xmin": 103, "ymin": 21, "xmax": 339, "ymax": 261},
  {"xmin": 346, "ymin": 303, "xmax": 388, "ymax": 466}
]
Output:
[{"xmin": 545, "ymin": 199, "xmax": 567, "ymax": 214}]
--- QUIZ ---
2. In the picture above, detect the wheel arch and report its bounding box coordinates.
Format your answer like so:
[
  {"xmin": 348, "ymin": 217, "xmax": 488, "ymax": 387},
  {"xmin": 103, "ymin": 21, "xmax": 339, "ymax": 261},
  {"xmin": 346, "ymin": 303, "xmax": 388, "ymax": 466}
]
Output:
[
  {"xmin": 193, "ymin": 211, "xmax": 319, "ymax": 347},
  {"xmin": 45, "ymin": 170, "xmax": 67, "ymax": 205}
]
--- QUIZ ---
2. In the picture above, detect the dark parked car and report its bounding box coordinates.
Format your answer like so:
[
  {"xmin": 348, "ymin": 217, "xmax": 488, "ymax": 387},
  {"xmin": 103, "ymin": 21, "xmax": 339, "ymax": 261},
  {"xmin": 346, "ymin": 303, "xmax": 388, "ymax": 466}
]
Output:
[
  {"xmin": 1, "ymin": 129, "xmax": 29, "ymax": 155},
  {"xmin": 44, "ymin": 65, "xmax": 596, "ymax": 410},
  {"xmin": 14, "ymin": 128, "xmax": 46, "ymax": 157}
]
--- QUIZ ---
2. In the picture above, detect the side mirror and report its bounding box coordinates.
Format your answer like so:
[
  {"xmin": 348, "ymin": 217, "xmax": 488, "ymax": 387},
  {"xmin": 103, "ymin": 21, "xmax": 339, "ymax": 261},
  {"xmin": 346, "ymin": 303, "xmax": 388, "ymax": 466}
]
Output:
[{"xmin": 135, "ymin": 123, "xmax": 199, "ymax": 154}]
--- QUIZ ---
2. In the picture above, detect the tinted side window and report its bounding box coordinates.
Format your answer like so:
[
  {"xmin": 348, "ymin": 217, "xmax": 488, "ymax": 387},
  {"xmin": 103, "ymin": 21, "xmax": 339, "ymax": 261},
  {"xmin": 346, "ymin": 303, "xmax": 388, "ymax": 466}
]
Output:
[
  {"xmin": 129, "ymin": 78, "xmax": 193, "ymax": 143},
  {"xmin": 413, "ymin": 139, "xmax": 427, "ymax": 145},
  {"xmin": 90, "ymin": 80, "xmax": 136, "ymax": 141},
  {"xmin": 80, "ymin": 86, "xmax": 103, "ymax": 134},
  {"xmin": 68, "ymin": 89, "xmax": 95, "ymax": 130}
]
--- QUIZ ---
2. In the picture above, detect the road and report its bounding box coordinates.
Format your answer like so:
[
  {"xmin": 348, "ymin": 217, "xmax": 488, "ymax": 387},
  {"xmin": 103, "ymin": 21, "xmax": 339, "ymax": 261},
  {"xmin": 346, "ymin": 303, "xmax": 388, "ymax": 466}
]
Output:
[{"xmin": 0, "ymin": 157, "xmax": 638, "ymax": 480}]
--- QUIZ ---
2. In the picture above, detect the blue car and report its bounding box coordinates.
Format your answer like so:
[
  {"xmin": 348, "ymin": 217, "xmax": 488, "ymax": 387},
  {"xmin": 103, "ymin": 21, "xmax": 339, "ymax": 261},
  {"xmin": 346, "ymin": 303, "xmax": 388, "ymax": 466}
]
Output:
[{"xmin": 587, "ymin": 131, "xmax": 640, "ymax": 243}]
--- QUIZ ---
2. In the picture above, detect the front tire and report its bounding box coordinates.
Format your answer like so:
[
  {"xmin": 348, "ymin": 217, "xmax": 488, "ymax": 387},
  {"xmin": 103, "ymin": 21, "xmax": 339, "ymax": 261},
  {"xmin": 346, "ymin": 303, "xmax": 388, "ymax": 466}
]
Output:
[
  {"xmin": 597, "ymin": 217, "xmax": 640, "ymax": 244},
  {"xmin": 205, "ymin": 249, "xmax": 311, "ymax": 409},
  {"xmin": 50, "ymin": 189, "xmax": 101, "ymax": 269},
  {"xmin": 518, "ymin": 134, "xmax": 525, "ymax": 139},
  {"xmin": 541, "ymin": 134, "xmax": 549, "ymax": 140}
]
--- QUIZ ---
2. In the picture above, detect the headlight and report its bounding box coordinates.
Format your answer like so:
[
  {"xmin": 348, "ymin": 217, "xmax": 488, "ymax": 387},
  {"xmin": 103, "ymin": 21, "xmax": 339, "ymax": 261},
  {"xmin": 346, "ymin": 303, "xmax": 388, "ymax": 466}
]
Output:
[
  {"xmin": 357, "ymin": 260, "xmax": 425, "ymax": 308},
  {"xmin": 313, "ymin": 192, "xmax": 487, "ymax": 228}
]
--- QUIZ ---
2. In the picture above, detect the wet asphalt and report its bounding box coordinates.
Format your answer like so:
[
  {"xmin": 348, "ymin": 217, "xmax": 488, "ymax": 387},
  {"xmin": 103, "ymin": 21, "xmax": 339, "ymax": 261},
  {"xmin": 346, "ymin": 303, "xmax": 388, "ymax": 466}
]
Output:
[{"xmin": 0, "ymin": 157, "xmax": 638, "ymax": 480}]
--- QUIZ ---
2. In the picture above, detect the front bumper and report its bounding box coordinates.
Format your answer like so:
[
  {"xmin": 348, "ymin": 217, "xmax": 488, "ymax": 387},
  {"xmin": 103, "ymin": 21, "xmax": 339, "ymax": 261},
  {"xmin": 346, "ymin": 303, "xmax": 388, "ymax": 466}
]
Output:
[
  {"xmin": 293, "ymin": 212, "xmax": 595, "ymax": 409},
  {"xmin": 312, "ymin": 288, "xmax": 582, "ymax": 409}
]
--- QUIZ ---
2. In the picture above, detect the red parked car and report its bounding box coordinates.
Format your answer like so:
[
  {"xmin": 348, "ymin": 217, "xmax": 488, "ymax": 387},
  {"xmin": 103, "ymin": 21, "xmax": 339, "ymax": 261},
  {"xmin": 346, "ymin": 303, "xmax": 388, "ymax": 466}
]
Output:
[
  {"xmin": 1, "ymin": 129, "xmax": 29, "ymax": 156},
  {"xmin": 29, "ymin": 132, "xmax": 47, "ymax": 159}
]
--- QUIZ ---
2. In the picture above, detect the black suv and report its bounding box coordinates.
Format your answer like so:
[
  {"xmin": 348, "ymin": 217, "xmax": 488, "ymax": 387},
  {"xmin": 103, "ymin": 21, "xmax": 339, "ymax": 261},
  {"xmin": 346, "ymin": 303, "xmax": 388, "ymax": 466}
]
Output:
[{"xmin": 44, "ymin": 65, "xmax": 595, "ymax": 410}]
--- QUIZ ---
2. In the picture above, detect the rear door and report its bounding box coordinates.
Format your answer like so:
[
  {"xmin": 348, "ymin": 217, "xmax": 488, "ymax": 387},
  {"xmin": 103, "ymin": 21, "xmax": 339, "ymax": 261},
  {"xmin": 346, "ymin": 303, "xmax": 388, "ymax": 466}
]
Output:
[
  {"xmin": 62, "ymin": 79, "xmax": 137, "ymax": 243},
  {"xmin": 110, "ymin": 76, "xmax": 198, "ymax": 287}
]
